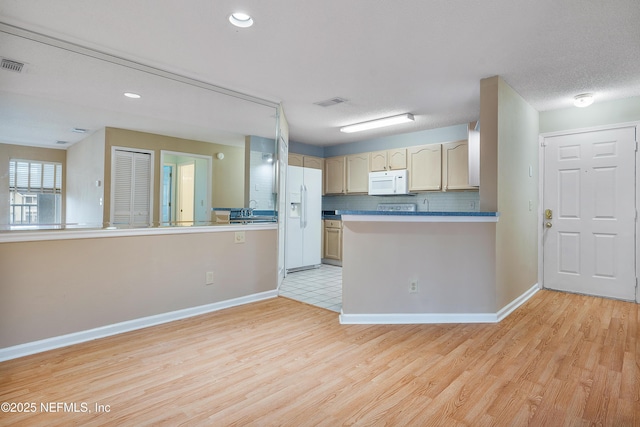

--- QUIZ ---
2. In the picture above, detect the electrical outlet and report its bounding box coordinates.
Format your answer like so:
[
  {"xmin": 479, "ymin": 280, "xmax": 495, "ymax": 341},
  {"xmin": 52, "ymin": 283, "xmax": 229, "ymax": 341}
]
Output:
[
  {"xmin": 234, "ymin": 231, "xmax": 245, "ymax": 244},
  {"xmin": 205, "ymin": 271, "xmax": 214, "ymax": 285},
  {"xmin": 409, "ymin": 280, "xmax": 418, "ymax": 293}
]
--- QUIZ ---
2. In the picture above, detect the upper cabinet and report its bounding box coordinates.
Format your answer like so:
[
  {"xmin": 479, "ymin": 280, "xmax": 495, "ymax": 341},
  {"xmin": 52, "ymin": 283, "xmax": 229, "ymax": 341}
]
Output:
[
  {"xmin": 346, "ymin": 153, "xmax": 369, "ymax": 194},
  {"xmin": 288, "ymin": 153, "xmax": 324, "ymax": 170},
  {"xmin": 408, "ymin": 144, "xmax": 442, "ymax": 192},
  {"xmin": 288, "ymin": 153, "xmax": 303, "ymax": 167},
  {"xmin": 324, "ymin": 156, "xmax": 346, "ymax": 194},
  {"xmin": 303, "ymin": 156, "xmax": 324, "ymax": 170},
  {"xmin": 369, "ymin": 148, "xmax": 407, "ymax": 172},
  {"xmin": 442, "ymin": 140, "xmax": 478, "ymax": 191},
  {"xmin": 298, "ymin": 138, "xmax": 478, "ymax": 197}
]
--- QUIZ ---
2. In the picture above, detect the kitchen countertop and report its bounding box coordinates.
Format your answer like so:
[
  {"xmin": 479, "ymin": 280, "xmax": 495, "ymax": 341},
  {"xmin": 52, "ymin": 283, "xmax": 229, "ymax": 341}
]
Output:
[
  {"xmin": 337, "ymin": 210, "xmax": 499, "ymax": 223},
  {"xmin": 322, "ymin": 215, "xmax": 342, "ymax": 220}
]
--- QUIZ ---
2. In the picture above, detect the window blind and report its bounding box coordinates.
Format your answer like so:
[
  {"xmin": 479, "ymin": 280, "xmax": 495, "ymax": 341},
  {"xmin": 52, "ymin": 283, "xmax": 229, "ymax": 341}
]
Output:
[{"xmin": 9, "ymin": 160, "xmax": 62, "ymax": 193}]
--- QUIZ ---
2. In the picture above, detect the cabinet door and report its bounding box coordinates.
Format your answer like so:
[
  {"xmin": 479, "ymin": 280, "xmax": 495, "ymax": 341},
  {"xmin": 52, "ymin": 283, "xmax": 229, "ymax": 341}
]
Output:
[
  {"xmin": 387, "ymin": 148, "xmax": 407, "ymax": 170},
  {"xmin": 369, "ymin": 151, "xmax": 388, "ymax": 171},
  {"xmin": 408, "ymin": 144, "xmax": 442, "ymax": 191},
  {"xmin": 324, "ymin": 156, "xmax": 345, "ymax": 194},
  {"xmin": 303, "ymin": 156, "xmax": 324, "ymax": 170},
  {"xmin": 324, "ymin": 227, "xmax": 342, "ymax": 260},
  {"xmin": 288, "ymin": 153, "xmax": 303, "ymax": 167},
  {"xmin": 346, "ymin": 153, "xmax": 369, "ymax": 193},
  {"xmin": 443, "ymin": 140, "xmax": 476, "ymax": 191}
]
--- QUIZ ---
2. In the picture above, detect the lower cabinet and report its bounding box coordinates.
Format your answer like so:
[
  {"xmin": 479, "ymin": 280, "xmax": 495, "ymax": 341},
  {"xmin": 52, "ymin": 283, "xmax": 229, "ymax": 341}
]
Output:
[{"xmin": 323, "ymin": 219, "xmax": 342, "ymax": 264}]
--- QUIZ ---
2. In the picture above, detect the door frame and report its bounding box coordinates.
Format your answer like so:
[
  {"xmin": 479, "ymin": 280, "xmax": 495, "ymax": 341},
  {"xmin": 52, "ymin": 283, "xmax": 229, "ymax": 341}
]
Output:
[
  {"xmin": 160, "ymin": 150, "xmax": 213, "ymax": 225},
  {"xmin": 538, "ymin": 122, "xmax": 640, "ymax": 303}
]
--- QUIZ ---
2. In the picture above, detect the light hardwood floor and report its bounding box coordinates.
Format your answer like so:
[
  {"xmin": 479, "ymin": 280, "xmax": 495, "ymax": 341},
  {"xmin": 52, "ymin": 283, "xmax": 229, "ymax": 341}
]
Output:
[{"xmin": 0, "ymin": 290, "xmax": 638, "ymax": 426}]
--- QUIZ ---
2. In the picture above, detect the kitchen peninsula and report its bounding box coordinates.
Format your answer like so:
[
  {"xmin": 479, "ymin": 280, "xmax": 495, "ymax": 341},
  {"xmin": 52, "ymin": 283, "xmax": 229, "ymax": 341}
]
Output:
[{"xmin": 336, "ymin": 210, "xmax": 524, "ymax": 324}]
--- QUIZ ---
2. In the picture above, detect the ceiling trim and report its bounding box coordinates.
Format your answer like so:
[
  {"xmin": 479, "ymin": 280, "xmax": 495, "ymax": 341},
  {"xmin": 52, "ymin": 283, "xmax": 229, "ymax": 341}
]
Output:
[{"xmin": 0, "ymin": 21, "xmax": 280, "ymax": 109}]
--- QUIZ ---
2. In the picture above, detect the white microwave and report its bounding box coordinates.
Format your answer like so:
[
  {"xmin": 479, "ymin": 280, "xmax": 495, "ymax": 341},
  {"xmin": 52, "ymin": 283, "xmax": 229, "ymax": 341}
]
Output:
[{"xmin": 368, "ymin": 170, "xmax": 409, "ymax": 195}]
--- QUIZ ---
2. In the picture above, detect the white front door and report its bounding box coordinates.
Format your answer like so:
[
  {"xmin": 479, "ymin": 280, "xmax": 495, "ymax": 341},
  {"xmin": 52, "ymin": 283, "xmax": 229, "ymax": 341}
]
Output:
[{"xmin": 543, "ymin": 126, "xmax": 636, "ymax": 300}]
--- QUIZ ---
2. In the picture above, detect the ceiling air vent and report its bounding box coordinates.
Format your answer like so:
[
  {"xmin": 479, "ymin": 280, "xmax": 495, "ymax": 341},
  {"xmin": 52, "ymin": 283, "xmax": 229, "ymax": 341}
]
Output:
[
  {"xmin": 1, "ymin": 58, "xmax": 25, "ymax": 73},
  {"xmin": 314, "ymin": 97, "xmax": 348, "ymax": 107}
]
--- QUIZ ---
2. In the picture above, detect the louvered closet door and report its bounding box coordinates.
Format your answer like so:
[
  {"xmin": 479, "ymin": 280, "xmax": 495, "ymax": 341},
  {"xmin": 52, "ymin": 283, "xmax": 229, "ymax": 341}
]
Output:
[{"xmin": 112, "ymin": 150, "xmax": 151, "ymax": 226}]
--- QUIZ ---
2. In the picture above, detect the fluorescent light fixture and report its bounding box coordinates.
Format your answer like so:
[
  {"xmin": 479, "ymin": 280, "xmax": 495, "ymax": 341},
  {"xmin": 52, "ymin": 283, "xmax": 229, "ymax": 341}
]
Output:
[
  {"xmin": 340, "ymin": 113, "xmax": 415, "ymax": 133},
  {"xmin": 124, "ymin": 92, "xmax": 141, "ymax": 99},
  {"xmin": 573, "ymin": 93, "xmax": 594, "ymax": 108},
  {"xmin": 229, "ymin": 12, "xmax": 254, "ymax": 28}
]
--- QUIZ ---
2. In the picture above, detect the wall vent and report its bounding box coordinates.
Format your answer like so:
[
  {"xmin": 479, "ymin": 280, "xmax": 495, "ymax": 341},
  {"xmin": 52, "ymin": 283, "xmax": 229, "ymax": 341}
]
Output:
[
  {"xmin": 314, "ymin": 97, "xmax": 348, "ymax": 107},
  {"xmin": 1, "ymin": 58, "xmax": 25, "ymax": 73}
]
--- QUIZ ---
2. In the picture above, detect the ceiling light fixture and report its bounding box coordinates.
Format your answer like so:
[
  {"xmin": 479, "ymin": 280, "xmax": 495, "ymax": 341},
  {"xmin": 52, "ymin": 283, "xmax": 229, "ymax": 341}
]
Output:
[
  {"xmin": 229, "ymin": 12, "xmax": 254, "ymax": 28},
  {"xmin": 124, "ymin": 92, "xmax": 141, "ymax": 99},
  {"xmin": 340, "ymin": 113, "xmax": 415, "ymax": 133},
  {"xmin": 573, "ymin": 93, "xmax": 594, "ymax": 108}
]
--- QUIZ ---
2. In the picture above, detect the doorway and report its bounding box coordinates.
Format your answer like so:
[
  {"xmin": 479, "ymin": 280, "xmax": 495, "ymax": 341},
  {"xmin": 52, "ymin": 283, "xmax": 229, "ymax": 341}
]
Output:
[
  {"xmin": 160, "ymin": 151, "xmax": 212, "ymax": 226},
  {"xmin": 542, "ymin": 126, "xmax": 636, "ymax": 300},
  {"xmin": 177, "ymin": 162, "xmax": 195, "ymax": 225},
  {"xmin": 162, "ymin": 164, "xmax": 176, "ymax": 223}
]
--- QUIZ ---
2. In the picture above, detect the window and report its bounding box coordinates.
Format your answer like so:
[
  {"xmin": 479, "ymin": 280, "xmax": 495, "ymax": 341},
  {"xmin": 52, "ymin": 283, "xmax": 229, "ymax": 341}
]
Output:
[{"xmin": 9, "ymin": 159, "xmax": 63, "ymax": 227}]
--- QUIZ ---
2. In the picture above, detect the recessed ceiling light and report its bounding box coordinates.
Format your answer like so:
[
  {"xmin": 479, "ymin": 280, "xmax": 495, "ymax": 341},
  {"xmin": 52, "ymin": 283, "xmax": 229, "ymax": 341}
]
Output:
[
  {"xmin": 229, "ymin": 12, "xmax": 254, "ymax": 28},
  {"xmin": 124, "ymin": 92, "xmax": 141, "ymax": 99},
  {"xmin": 573, "ymin": 93, "xmax": 594, "ymax": 108}
]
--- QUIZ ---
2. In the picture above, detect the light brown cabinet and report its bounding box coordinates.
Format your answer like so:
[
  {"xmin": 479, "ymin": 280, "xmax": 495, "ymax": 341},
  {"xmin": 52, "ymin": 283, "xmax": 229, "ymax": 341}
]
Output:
[
  {"xmin": 288, "ymin": 153, "xmax": 303, "ymax": 167},
  {"xmin": 369, "ymin": 148, "xmax": 407, "ymax": 171},
  {"xmin": 324, "ymin": 156, "xmax": 346, "ymax": 194},
  {"xmin": 289, "ymin": 153, "xmax": 324, "ymax": 170},
  {"xmin": 303, "ymin": 155, "xmax": 324, "ymax": 170},
  {"xmin": 408, "ymin": 144, "xmax": 442, "ymax": 191},
  {"xmin": 323, "ymin": 220, "xmax": 342, "ymax": 261},
  {"xmin": 442, "ymin": 140, "xmax": 477, "ymax": 191},
  {"xmin": 346, "ymin": 153, "xmax": 369, "ymax": 194}
]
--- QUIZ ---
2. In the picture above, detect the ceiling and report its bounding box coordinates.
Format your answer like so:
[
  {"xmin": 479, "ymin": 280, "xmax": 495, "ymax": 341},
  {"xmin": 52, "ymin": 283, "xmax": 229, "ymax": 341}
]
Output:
[{"xmin": 0, "ymin": 0, "xmax": 639, "ymax": 148}]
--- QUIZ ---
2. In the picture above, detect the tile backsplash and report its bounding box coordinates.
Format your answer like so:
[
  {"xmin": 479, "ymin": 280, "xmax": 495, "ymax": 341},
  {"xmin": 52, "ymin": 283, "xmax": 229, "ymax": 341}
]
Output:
[{"xmin": 322, "ymin": 191, "xmax": 480, "ymax": 212}]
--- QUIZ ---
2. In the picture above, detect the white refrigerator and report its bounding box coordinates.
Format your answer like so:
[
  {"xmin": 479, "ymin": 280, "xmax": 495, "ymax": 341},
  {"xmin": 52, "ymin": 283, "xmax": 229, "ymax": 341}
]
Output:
[{"xmin": 285, "ymin": 165, "xmax": 322, "ymax": 272}]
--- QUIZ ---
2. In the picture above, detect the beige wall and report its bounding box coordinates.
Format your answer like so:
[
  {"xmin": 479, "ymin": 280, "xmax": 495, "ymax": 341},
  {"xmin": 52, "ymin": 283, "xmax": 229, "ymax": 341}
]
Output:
[
  {"xmin": 342, "ymin": 221, "xmax": 497, "ymax": 314},
  {"xmin": 480, "ymin": 76, "xmax": 540, "ymax": 309},
  {"xmin": 0, "ymin": 228, "xmax": 278, "ymax": 348},
  {"xmin": 540, "ymin": 95, "xmax": 640, "ymax": 134},
  {"xmin": 0, "ymin": 143, "xmax": 67, "ymax": 226},
  {"xmin": 103, "ymin": 128, "xmax": 245, "ymax": 225}
]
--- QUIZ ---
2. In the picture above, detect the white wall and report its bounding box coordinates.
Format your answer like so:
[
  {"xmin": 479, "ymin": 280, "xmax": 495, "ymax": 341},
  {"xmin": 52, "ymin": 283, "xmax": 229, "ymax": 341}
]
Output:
[
  {"xmin": 540, "ymin": 96, "xmax": 640, "ymax": 133},
  {"xmin": 480, "ymin": 76, "xmax": 540, "ymax": 309},
  {"xmin": 66, "ymin": 129, "xmax": 105, "ymax": 226}
]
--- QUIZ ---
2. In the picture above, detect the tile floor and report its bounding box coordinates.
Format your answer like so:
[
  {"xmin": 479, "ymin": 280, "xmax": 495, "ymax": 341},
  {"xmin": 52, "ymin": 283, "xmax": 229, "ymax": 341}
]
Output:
[{"xmin": 279, "ymin": 264, "xmax": 342, "ymax": 312}]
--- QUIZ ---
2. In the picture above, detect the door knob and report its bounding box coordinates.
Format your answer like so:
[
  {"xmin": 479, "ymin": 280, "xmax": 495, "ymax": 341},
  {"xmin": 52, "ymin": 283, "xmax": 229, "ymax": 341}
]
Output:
[{"xmin": 545, "ymin": 222, "xmax": 552, "ymax": 228}]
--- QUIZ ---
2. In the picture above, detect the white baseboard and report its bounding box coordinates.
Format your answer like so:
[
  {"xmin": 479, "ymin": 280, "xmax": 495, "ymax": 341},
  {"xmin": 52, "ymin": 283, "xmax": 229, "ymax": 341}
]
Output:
[
  {"xmin": 339, "ymin": 283, "xmax": 540, "ymax": 325},
  {"xmin": 496, "ymin": 283, "xmax": 540, "ymax": 322},
  {"xmin": 0, "ymin": 290, "xmax": 278, "ymax": 362}
]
